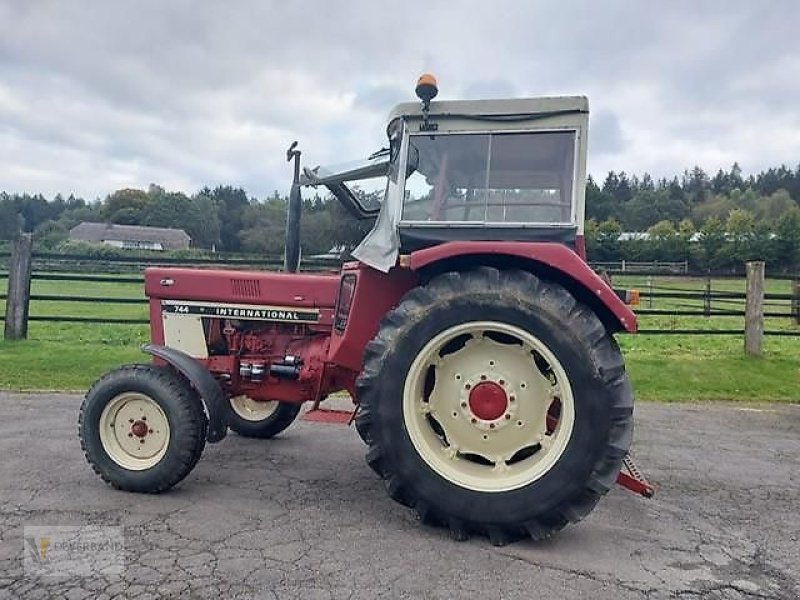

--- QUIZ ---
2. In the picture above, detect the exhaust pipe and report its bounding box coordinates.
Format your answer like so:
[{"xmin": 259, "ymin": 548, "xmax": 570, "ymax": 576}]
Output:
[{"xmin": 284, "ymin": 141, "xmax": 302, "ymax": 273}]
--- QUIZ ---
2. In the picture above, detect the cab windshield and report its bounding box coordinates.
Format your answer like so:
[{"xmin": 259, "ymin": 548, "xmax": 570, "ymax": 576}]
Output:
[{"xmin": 402, "ymin": 130, "xmax": 576, "ymax": 225}]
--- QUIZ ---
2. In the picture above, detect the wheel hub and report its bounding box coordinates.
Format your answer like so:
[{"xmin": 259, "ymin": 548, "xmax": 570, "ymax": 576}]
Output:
[
  {"xmin": 131, "ymin": 420, "xmax": 148, "ymax": 438},
  {"xmin": 459, "ymin": 369, "xmax": 518, "ymax": 432},
  {"xmin": 468, "ymin": 381, "xmax": 507, "ymax": 421}
]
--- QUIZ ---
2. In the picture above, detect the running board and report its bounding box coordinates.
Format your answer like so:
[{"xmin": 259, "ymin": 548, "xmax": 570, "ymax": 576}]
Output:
[{"xmin": 302, "ymin": 408, "xmax": 354, "ymax": 424}]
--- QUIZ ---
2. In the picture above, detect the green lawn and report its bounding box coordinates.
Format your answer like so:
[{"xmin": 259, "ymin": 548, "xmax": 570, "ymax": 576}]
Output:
[
  {"xmin": 0, "ymin": 276, "xmax": 149, "ymax": 390},
  {"xmin": 1, "ymin": 274, "xmax": 798, "ymax": 401},
  {"xmin": 615, "ymin": 275, "xmax": 799, "ymax": 401},
  {"xmin": 619, "ymin": 335, "xmax": 799, "ymax": 401}
]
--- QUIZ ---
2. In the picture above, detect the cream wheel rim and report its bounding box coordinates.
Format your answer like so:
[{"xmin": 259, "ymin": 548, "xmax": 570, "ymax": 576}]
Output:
[
  {"xmin": 402, "ymin": 321, "xmax": 575, "ymax": 492},
  {"xmin": 230, "ymin": 396, "xmax": 279, "ymax": 422},
  {"xmin": 99, "ymin": 392, "xmax": 171, "ymax": 470}
]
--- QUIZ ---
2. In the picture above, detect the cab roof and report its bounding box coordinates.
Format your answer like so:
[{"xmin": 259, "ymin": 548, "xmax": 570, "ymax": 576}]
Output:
[{"xmin": 388, "ymin": 96, "xmax": 589, "ymax": 123}]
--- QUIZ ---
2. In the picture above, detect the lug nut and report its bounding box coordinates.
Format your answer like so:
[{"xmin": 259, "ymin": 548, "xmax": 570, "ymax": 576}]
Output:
[{"xmin": 460, "ymin": 402, "xmax": 467, "ymax": 408}]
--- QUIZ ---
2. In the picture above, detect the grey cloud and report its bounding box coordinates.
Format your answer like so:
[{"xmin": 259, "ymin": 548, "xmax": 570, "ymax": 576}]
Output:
[
  {"xmin": 0, "ymin": 0, "xmax": 799, "ymax": 198},
  {"xmin": 589, "ymin": 111, "xmax": 626, "ymax": 156},
  {"xmin": 461, "ymin": 79, "xmax": 519, "ymax": 100},
  {"xmin": 353, "ymin": 84, "xmax": 407, "ymax": 112}
]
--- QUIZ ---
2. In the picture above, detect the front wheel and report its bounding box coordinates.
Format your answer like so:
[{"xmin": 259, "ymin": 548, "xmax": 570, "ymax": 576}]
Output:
[
  {"xmin": 79, "ymin": 364, "xmax": 207, "ymax": 493},
  {"xmin": 355, "ymin": 268, "xmax": 634, "ymax": 545},
  {"xmin": 228, "ymin": 396, "xmax": 301, "ymax": 439}
]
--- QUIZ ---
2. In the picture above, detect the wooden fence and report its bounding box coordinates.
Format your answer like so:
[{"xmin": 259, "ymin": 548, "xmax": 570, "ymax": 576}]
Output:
[
  {"xmin": 0, "ymin": 250, "xmax": 340, "ymax": 274},
  {"xmin": 3, "ymin": 244, "xmax": 799, "ymax": 354},
  {"xmin": 592, "ymin": 260, "xmax": 690, "ymax": 274}
]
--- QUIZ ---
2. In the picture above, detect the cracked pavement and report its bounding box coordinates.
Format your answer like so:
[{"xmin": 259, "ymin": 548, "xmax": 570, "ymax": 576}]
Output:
[{"xmin": 0, "ymin": 392, "xmax": 798, "ymax": 599}]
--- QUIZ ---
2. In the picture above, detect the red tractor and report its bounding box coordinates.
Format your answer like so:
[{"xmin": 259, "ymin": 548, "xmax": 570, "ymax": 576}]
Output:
[{"xmin": 79, "ymin": 75, "xmax": 647, "ymax": 545}]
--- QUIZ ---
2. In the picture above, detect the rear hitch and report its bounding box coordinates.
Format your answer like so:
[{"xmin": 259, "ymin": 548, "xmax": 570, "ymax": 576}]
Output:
[{"xmin": 616, "ymin": 453, "xmax": 655, "ymax": 498}]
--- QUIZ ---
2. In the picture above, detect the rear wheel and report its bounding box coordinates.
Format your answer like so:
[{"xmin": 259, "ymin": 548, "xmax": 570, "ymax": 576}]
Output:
[
  {"xmin": 403, "ymin": 320, "xmax": 576, "ymax": 492},
  {"xmin": 79, "ymin": 364, "xmax": 207, "ymax": 493},
  {"xmin": 228, "ymin": 396, "xmax": 301, "ymax": 439},
  {"xmin": 355, "ymin": 268, "xmax": 633, "ymax": 544}
]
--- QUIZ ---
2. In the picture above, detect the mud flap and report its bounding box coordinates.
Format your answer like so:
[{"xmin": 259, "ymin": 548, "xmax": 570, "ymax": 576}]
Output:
[{"xmin": 142, "ymin": 344, "xmax": 229, "ymax": 443}]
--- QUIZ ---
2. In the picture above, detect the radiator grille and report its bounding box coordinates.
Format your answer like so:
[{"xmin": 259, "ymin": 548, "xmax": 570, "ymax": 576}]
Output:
[{"xmin": 230, "ymin": 278, "xmax": 261, "ymax": 298}]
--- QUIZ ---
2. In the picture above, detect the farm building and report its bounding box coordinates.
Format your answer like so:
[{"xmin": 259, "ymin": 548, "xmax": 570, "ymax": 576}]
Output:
[{"xmin": 69, "ymin": 222, "xmax": 191, "ymax": 251}]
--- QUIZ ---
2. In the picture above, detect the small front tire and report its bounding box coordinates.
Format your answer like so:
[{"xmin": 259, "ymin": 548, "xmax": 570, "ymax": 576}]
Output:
[{"xmin": 79, "ymin": 364, "xmax": 208, "ymax": 493}]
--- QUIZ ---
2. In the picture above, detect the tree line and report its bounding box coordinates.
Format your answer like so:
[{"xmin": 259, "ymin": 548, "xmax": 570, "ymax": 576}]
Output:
[
  {"xmin": 0, "ymin": 185, "xmax": 371, "ymax": 257},
  {"xmin": 1, "ymin": 162, "xmax": 799, "ymax": 272},
  {"xmin": 584, "ymin": 163, "xmax": 800, "ymax": 273}
]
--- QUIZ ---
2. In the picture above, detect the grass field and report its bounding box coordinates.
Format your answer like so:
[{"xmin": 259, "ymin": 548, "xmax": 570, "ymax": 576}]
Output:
[
  {"xmin": 0, "ymin": 276, "xmax": 149, "ymax": 390},
  {"xmin": 1, "ymin": 274, "xmax": 799, "ymax": 402}
]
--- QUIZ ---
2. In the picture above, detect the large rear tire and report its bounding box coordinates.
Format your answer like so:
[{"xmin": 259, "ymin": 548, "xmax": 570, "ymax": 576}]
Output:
[
  {"xmin": 228, "ymin": 396, "xmax": 301, "ymax": 439},
  {"xmin": 355, "ymin": 268, "xmax": 633, "ymax": 545},
  {"xmin": 79, "ymin": 364, "xmax": 208, "ymax": 493}
]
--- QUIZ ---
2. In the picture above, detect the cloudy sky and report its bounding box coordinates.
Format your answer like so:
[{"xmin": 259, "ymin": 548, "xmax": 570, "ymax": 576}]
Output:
[{"xmin": 1, "ymin": 1, "xmax": 798, "ymax": 200}]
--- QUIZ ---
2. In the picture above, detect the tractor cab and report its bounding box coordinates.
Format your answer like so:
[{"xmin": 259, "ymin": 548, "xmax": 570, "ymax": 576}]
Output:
[{"xmin": 297, "ymin": 75, "xmax": 589, "ymax": 272}]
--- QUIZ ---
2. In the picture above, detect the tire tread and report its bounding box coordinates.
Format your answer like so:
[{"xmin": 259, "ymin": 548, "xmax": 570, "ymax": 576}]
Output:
[
  {"xmin": 79, "ymin": 364, "xmax": 207, "ymax": 493},
  {"xmin": 354, "ymin": 267, "xmax": 634, "ymax": 543}
]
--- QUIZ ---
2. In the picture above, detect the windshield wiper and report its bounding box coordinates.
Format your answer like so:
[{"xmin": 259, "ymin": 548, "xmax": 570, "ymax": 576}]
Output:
[{"xmin": 368, "ymin": 147, "xmax": 390, "ymax": 160}]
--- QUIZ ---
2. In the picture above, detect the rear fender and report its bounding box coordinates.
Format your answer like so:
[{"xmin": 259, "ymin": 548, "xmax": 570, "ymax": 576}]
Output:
[
  {"xmin": 142, "ymin": 344, "xmax": 229, "ymax": 443},
  {"xmin": 407, "ymin": 242, "xmax": 637, "ymax": 333}
]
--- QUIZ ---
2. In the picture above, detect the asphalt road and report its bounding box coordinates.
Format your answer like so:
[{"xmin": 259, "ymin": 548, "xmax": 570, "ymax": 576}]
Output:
[{"xmin": 0, "ymin": 392, "xmax": 798, "ymax": 599}]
